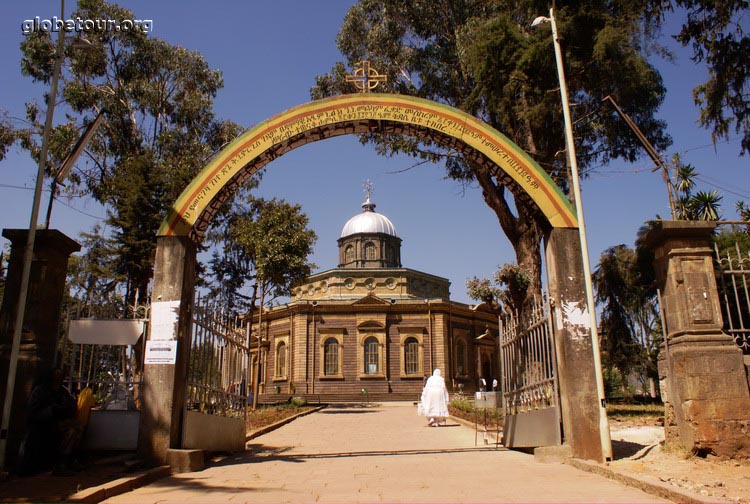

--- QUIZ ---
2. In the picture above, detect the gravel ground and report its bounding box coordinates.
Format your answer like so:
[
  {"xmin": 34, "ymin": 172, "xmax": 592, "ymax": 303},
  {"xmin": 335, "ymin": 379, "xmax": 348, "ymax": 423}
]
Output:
[{"xmin": 609, "ymin": 422, "xmax": 750, "ymax": 504}]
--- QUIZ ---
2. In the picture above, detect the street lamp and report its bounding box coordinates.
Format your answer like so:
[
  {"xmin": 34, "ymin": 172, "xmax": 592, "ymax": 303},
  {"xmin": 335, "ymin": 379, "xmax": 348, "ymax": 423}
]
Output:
[{"xmin": 533, "ymin": 7, "xmax": 613, "ymax": 461}]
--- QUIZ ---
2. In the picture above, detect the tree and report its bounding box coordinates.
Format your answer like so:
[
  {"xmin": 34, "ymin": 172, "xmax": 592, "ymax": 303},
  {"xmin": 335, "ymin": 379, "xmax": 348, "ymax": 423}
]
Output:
[
  {"xmin": 313, "ymin": 0, "xmax": 671, "ymax": 309},
  {"xmin": 671, "ymin": 154, "xmax": 722, "ymax": 220},
  {"xmin": 466, "ymin": 263, "xmax": 532, "ymax": 316},
  {"xmin": 3, "ymin": 0, "xmax": 244, "ymax": 304},
  {"xmin": 593, "ymin": 244, "xmax": 659, "ymax": 398},
  {"xmin": 65, "ymin": 224, "xmax": 125, "ymax": 306},
  {"xmin": 206, "ymin": 197, "xmax": 316, "ymax": 409},
  {"xmin": 650, "ymin": 1, "xmax": 750, "ymax": 155},
  {"xmin": 206, "ymin": 197, "xmax": 317, "ymax": 316}
]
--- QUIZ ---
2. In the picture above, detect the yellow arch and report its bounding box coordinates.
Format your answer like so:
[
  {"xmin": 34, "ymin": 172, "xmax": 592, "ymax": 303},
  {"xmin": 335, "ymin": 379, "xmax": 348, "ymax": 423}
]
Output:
[{"xmin": 159, "ymin": 94, "xmax": 577, "ymax": 237}]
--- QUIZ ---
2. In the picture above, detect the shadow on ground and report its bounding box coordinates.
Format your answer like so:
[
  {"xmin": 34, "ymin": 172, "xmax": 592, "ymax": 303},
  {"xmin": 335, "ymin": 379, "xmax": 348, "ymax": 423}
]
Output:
[{"xmin": 611, "ymin": 438, "xmax": 651, "ymax": 459}]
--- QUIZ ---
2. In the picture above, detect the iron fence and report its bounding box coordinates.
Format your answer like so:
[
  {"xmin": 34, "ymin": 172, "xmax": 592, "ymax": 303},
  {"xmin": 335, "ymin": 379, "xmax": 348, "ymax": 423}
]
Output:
[
  {"xmin": 58, "ymin": 298, "xmax": 148, "ymax": 409},
  {"xmin": 500, "ymin": 295, "xmax": 559, "ymax": 416},
  {"xmin": 186, "ymin": 294, "xmax": 248, "ymax": 419},
  {"xmin": 714, "ymin": 240, "xmax": 750, "ymax": 354}
]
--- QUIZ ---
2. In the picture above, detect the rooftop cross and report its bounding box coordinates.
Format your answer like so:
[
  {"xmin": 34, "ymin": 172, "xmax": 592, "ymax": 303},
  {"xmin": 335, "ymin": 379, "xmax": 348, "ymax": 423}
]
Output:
[
  {"xmin": 362, "ymin": 179, "xmax": 374, "ymax": 201},
  {"xmin": 346, "ymin": 61, "xmax": 387, "ymax": 93}
]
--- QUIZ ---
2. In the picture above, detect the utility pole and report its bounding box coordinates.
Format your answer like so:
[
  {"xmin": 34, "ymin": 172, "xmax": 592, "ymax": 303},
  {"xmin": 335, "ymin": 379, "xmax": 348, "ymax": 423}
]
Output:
[
  {"xmin": 602, "ymin": 95, "xmax": 677, "ymax": 219},
  {"xmin": 0, "ymin": 0, "xmax": 67, "ymax": 470}
]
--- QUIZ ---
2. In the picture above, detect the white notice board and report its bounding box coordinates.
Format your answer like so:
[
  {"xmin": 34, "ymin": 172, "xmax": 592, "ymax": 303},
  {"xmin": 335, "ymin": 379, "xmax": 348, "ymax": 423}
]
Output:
[
  {"xmin": 144, "ymin": 340, "xmax": 177, "ymax": 364},
  {"xmin": 150, "ymin": 300, "xmax": 181, "ymax": 341}
]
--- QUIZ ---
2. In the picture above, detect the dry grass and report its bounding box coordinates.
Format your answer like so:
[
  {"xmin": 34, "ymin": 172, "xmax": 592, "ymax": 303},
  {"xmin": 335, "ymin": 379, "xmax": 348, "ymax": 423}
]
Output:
[
  {"xmin": 606, "ymin": 403, "xmax": 664, "ymax": 426},
  {"xmin": 246, "ymin": 404, "xmax": 314, "ymax": 432}
]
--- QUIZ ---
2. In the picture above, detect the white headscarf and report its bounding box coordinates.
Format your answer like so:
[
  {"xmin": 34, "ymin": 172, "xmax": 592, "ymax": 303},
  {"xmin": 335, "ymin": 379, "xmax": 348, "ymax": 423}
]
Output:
[{"xmin": 425, "ymin": 368, "xmax": 444, "ymax": 388}]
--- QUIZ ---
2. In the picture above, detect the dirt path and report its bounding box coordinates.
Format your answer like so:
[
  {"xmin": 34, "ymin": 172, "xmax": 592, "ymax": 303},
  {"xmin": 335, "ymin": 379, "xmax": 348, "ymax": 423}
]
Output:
[{"xmin": 610, "ymin": 421, "xmax": 750, "ymax": 503}]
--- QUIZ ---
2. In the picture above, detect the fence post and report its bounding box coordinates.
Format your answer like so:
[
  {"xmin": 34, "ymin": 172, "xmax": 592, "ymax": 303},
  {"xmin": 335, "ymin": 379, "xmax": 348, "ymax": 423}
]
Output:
[
  {"xmin": 644, "ymin": 220, "xmax": 750, "ymax": 458},
  {"xmin": 544, "ymin": 227, "xmax": 609, "ymax": 462},
  {"xmin": 138, "ymin": 236, "xmax": 196, "ymax": 464}
]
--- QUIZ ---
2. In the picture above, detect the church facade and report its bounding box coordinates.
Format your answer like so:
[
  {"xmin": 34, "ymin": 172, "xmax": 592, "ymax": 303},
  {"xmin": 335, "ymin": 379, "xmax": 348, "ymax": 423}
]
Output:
[{"xmin": 252, "ymin": 196, "xmax": 499, "ymax": 403}]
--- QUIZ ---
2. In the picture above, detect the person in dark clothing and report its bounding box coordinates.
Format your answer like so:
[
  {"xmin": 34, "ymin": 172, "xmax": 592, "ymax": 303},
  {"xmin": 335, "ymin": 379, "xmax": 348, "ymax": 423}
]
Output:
[{"xmin": 16, "ymin": 368, "xmax": 81, "ymax": 476}]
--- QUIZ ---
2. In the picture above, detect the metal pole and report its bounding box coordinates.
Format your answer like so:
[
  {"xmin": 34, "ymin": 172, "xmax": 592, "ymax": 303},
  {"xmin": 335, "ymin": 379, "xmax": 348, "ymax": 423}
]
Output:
[
  {"xmin": 0, "ymin": 0, "xmax": 66, "ymax": 470},
  {"xmin": 548, "ymin": 6, "xmax": 613, "ymax": 461},
  {"xmin": 252, "ymin": 282, "xmax": 265, "ymax": 410}
]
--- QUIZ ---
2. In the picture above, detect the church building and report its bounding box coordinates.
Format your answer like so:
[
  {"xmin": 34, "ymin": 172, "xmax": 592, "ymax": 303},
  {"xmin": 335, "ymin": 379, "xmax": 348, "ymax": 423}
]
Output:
[{"xmin": 252, "ymin": 194, "xmax": 499, "ymax": 403}]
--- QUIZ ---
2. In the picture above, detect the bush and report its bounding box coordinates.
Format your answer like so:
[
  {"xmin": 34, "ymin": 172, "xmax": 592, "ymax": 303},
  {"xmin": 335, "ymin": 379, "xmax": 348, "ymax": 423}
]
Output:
[
  {"xmin": 450, "ymin": 397, "xmax": 474, "ymax": 414},
  {"xmin": 290, "ymin": 396, "xmax": 307, "ymax": 407}
]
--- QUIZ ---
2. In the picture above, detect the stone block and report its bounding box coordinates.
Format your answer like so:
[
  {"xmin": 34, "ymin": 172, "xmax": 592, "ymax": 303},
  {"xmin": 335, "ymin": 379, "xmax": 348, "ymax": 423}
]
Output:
[
  {"xmin": 166, "ymin": 449, "xmax": 205, "ymax": 473},
  {"xmin": 534, "ymin": 444, "xmax": 572, "ymax": 463}
]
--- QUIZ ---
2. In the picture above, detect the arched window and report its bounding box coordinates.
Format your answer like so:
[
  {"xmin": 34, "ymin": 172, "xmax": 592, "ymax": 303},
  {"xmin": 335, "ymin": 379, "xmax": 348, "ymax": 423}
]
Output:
[
  {"xmin": 364, "ymin": 242, "xmax": 376, "ymax": 261},
  {"xmin": 404, "ymin": 337, "xmax": 419, "ymax": 375},
  {"xmin": 275, "ymin": 341, "xmax": 286, "ymax": 377},
  {"xmin": 364, "ymin": 336, "xmax": 379, "ymax": 374},
  {"xmin": 324, "ymin": 338, "xmax": 339, "ymax": 376},
  {"xmin": 455, "ymin": 339, "xmax": 466, "ymax": 375},
  {"xmin": 344, "ymin": 245, "xmax": 354, "ymax": 264}
]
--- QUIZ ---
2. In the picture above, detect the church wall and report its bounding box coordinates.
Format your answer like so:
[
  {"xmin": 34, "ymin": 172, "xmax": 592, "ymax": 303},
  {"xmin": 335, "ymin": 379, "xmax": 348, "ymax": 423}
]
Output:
[{"xmin": 255, "ymin": 302, "xmax": 498, "ymax": 402}]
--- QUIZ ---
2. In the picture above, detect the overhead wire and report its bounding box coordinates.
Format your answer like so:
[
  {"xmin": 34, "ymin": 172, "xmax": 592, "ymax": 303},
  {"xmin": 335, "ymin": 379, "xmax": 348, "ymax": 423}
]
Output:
[{"xmin": 0, "ymin": 183, "xmax": 105, "ymax": 220}]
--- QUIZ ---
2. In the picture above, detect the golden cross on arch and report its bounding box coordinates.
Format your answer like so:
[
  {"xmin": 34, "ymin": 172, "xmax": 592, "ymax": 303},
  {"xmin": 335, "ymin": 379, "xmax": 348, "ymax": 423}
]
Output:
[{"xmin": 346, "ymin": 61, "xmax": 387, "ymax": 93}]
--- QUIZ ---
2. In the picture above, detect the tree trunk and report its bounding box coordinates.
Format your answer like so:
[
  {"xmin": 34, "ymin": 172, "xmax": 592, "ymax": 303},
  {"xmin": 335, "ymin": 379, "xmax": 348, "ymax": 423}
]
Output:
[{"xmin": 473, "ymin": 163, "xmax": 544, "ymax": 314}]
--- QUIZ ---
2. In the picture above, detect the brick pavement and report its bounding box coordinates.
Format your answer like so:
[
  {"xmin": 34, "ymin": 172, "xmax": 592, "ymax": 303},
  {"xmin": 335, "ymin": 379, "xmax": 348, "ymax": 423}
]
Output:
[{"xmin": 102, "ymin": 402, "xmax": 670, "ymax": 503}]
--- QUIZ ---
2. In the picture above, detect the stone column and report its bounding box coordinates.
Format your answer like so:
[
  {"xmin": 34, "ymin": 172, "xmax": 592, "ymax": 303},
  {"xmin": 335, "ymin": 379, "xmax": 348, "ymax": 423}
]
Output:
[
  {"xmin": 644, "ymin": 221, "xmax": 750, "ymax": 458},
  {"xmin": 138, "ymin": 236, "xmax": 196, "ymax": 464},
  {"xmin": 0, "ymin": 229, "xmax": 80, "ymax": 468},
  {"xmin": 545, "ymin": 227, "xmax": 607, "ymax": 462}
]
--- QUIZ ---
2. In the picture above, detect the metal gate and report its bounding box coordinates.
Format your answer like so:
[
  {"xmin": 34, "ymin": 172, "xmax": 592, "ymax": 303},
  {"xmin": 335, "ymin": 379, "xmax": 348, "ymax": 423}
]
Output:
[
  {"xmin": 714, "ymin": 240, "xmax": 750, "ymax": 354},
  {"xmin": 186, "ymin": 294, "xmax": 248, "ymax": 419},
  {"xmin": 500, "ymin": 294, "xmax": 562, "ymax": 447}
]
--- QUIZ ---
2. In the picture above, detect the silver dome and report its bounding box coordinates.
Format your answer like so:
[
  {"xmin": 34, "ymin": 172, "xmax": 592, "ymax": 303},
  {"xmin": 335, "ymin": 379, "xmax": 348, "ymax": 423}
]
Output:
[{"xmin": 340, "ymin": 197, "xmax": 398, "ymax": 238}]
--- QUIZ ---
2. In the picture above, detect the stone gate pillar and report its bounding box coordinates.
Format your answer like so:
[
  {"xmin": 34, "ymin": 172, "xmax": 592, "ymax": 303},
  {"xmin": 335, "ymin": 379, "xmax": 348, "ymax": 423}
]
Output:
[
  {"xmin": 0, "ymin": 229, "xmax": 80, "ymax": 469},
  {"xmin": 644, "ymin": 221, "xmax": 750, "ymax": 458},
  {"xmin": 545, "ymin": 227, "xmax": 608, "ymax": 462},
  {"xmin": 138, "ymin": 236, "xmax": 196, "ymax": 464}
]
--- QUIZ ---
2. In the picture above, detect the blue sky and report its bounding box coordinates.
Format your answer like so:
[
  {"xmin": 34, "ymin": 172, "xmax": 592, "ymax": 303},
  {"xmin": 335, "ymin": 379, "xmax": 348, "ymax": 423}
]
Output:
[{"xmin": 1, "ymin": 1, "xmax": 747, "ymax": 305}]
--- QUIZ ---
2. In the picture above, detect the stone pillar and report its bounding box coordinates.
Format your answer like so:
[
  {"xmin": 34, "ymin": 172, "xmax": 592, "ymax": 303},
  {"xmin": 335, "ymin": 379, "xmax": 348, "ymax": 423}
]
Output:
[
  {"xmin": 644, "ymin": 221, "xmax": 750, "ymax": 458},
  {"xmin": 545, "ymin": 227, "xmax": 607, "ymax": 462},
  {"xmin": 138, "ymin": 236, "xmax": 196, "ymax": 464},
  {"xmin": 0, "ymin": 229, "xmax": 80, "ymax": 468}
]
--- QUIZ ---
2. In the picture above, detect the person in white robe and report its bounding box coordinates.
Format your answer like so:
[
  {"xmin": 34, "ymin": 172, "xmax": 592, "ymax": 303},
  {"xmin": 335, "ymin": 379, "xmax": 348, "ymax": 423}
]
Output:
[{"xmin": 420, "ymin": 369, "xmax": 450, "ymax": 426}]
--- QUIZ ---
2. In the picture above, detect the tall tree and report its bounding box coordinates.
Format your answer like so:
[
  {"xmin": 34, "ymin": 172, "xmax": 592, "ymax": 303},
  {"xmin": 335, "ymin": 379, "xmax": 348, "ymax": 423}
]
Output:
[
  {"xmin": 65, "ymin": 224, "xmax": 125, "ymax": 306},
  {"xmin": 593, "ymin": 244, "xmax": 659, "ymax": 396},
  {"xmin": 206, "ymin": 197, "xmax": 317, "ymax": 409},
  {"xmin": 313, "ymin": 0, "xmax": 671, "ymax": 307},
  {"xmin": 4, "ymin": 0, "xmax": 243, "ymax": 303},
  {"xmin": 652, "ymin": 1, "xmax": 750, "ymax": 155},
  {"xmin": 206, "ymin": 197, "xmax": 318, "ymax": 316}
]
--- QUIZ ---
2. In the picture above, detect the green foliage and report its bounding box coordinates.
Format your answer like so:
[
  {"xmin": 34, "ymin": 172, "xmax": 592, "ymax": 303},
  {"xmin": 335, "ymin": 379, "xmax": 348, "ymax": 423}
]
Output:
[
  {"xmin": 449, "ymin": 397, "xmax": 474, "ymax": 414},
  {"xmin": 735, "ymin": 201, "xmax": 750, "ymax": 223},
  {"xmin": 7, "ymin": 0, "xmax": 243, "ymax": 303},
  {"xmin": 655, "ymin": 1, "xmax": 750, "ymax": 155},
  {"xmin": 66, "ymin": 225, "xmax": 126, "ymax": 304},
  {"xmin": 671, "ymin": 154, "xmax": 722, "ymax": 221},
  {"xmin": 602, "ymin": 363, "xmax": 626, "ymax": 400},
  {"xmin": 594, "ymin": 243, "xmax": 661, "ymax": 396},
  {"xmin": 314, "ymin": 0, "xmax": 671, "ymax": 303},
  {"xmin": 713, "ymin": 227, "xmax": 750, "ymax": 259},
  {"xmin": 290, "ymin": 397, "xmax": 307, "ymax": 407},
  {"xmin": 206, "ymin": 197, "xmax": 317, "ymax": 314},
  {"xmin": 466, "ymin": 263, "xmax": 531, "ymax": 314}
]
